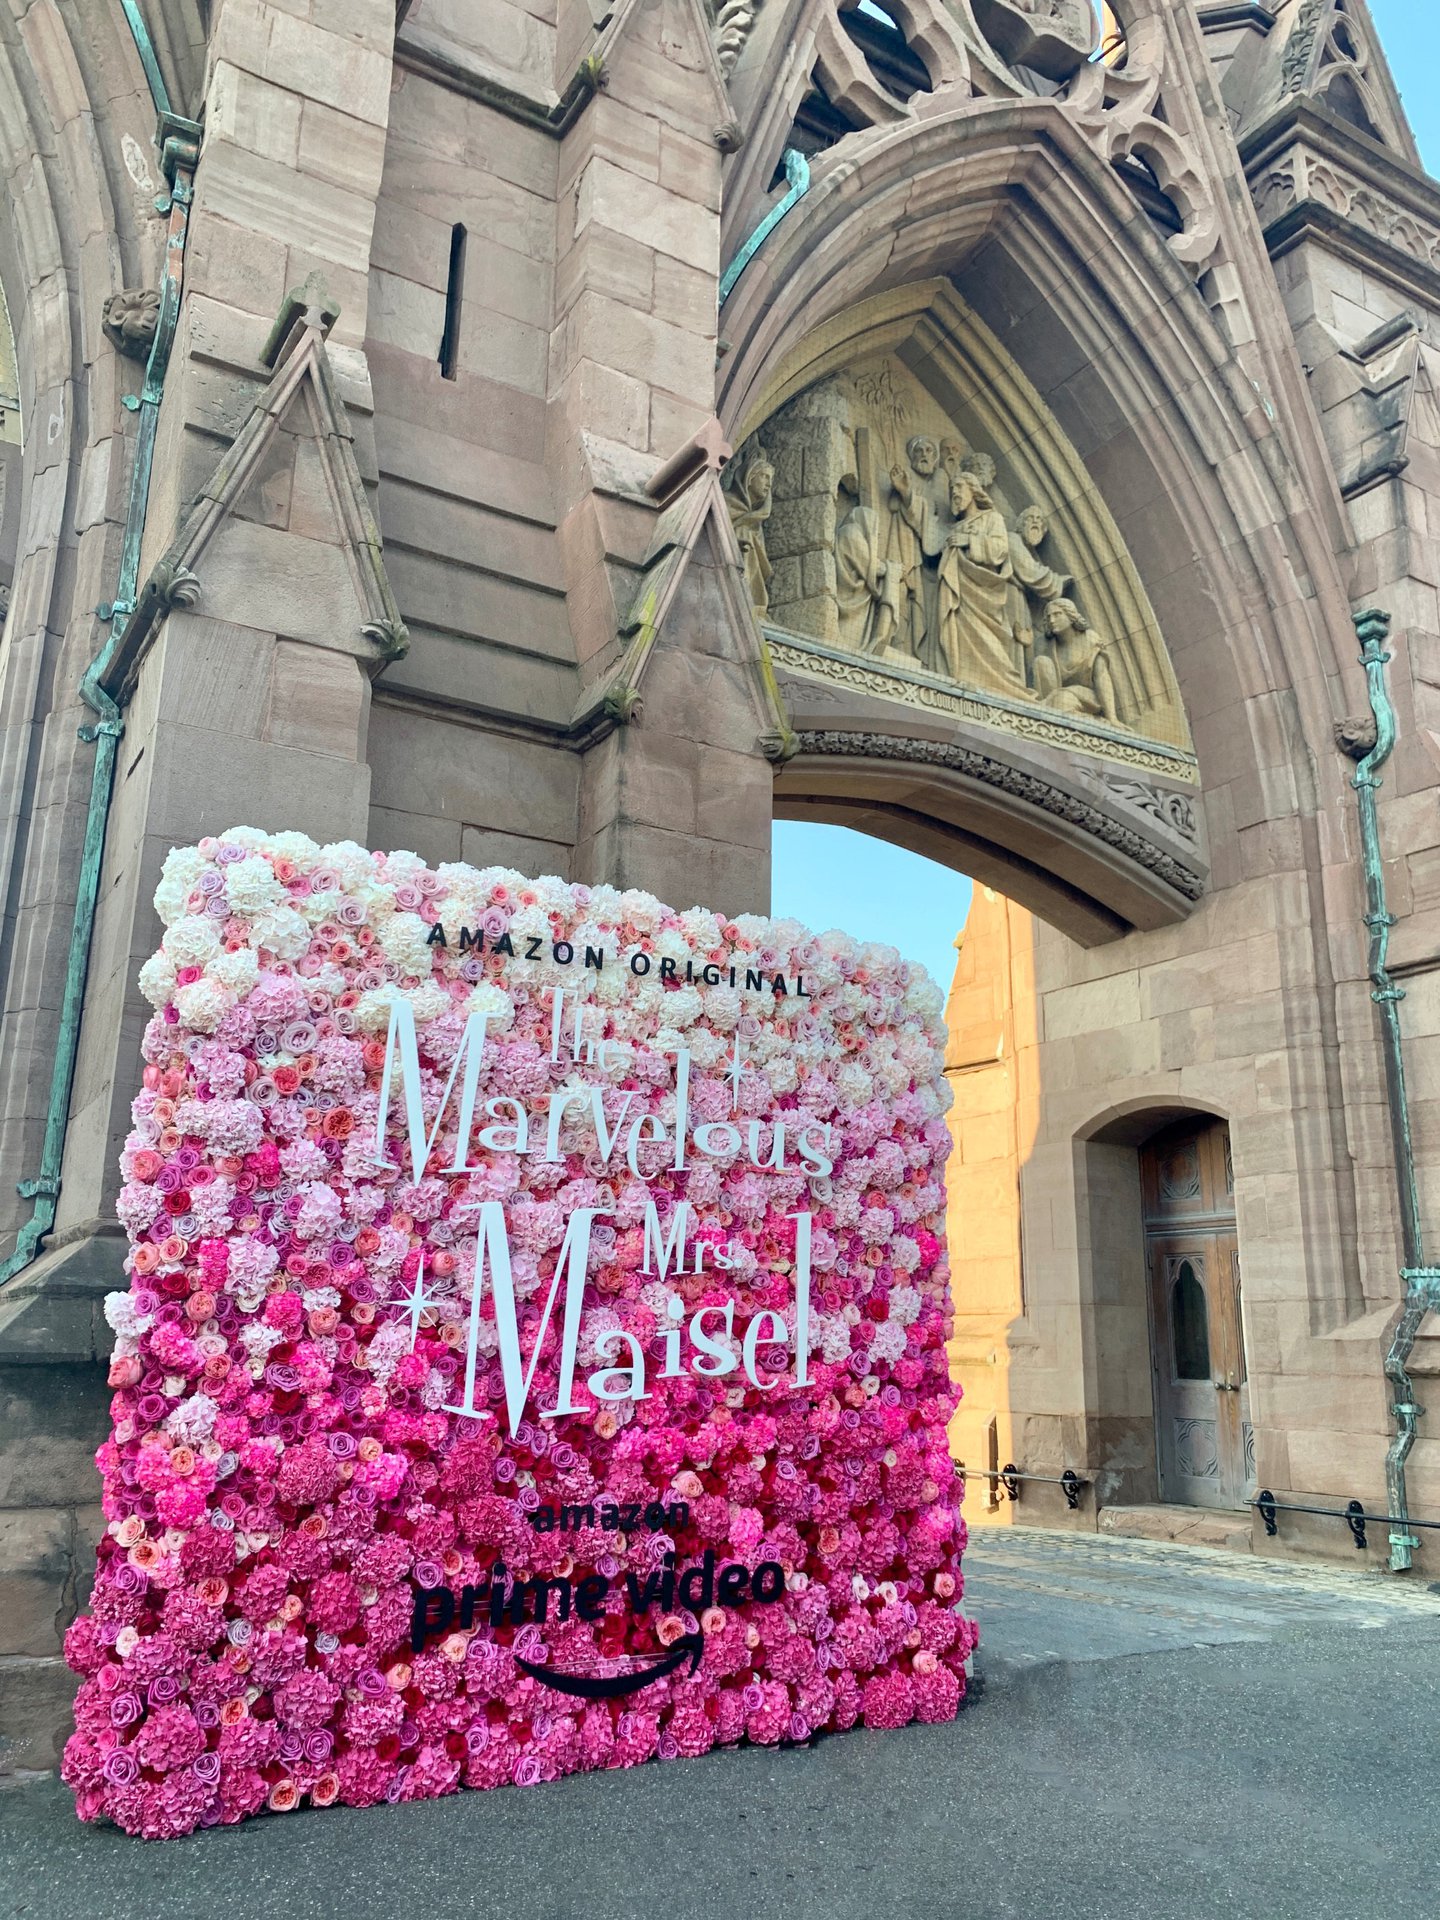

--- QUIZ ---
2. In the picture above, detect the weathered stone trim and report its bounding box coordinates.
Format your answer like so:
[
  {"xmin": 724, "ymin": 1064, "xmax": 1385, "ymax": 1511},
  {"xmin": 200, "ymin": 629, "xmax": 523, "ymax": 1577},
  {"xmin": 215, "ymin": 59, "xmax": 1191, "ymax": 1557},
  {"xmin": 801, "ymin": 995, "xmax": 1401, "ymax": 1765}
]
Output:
[
  {"xmin": 769, "ymin": 634, "xmax": 1200, "ymax": 781},
  {"xmin": 791, "ymin": 728, "xmax": 1207, "ymax": 901}
]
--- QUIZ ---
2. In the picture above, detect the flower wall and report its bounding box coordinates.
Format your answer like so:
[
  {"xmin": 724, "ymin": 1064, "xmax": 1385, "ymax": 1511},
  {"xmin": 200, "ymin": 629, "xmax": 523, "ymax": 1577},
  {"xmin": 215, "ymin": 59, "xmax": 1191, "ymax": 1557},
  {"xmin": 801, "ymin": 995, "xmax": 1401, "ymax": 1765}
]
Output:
[{"xmin": 62, "ymin": 832, "xmax": 973, "ymax": 1837}]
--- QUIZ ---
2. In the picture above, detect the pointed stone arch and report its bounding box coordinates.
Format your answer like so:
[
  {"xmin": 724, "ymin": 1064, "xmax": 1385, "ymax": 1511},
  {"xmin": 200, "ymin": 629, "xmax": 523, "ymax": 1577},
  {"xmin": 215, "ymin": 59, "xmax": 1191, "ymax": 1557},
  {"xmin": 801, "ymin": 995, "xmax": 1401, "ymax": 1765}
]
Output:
[{"xmin": 713, "ymin": 98, "xmax": 1360, "ymax": 941}]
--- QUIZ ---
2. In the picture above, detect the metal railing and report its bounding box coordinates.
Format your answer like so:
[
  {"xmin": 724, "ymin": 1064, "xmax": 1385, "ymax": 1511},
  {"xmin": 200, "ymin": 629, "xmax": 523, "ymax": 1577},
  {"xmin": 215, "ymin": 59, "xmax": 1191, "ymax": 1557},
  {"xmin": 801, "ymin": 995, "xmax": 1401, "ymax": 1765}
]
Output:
[
  {"xmin": 1254, "ymin": 1490, "xmax": 1440, "ymax": 1555},
  {"xmin": 959, "ymin": 1464, "xmax": 1089, "ymax": 1511}
]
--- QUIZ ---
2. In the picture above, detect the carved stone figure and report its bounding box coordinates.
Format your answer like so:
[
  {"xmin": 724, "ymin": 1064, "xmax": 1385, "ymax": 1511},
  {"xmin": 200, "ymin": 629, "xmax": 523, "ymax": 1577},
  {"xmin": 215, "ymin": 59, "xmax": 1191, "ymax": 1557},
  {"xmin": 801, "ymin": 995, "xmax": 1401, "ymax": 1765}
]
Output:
[
  {"xmin": 1034, "ymin": 596, "xmax": 1120, "ymax": 726},
  {"xmin": 961, "ymin": 450, "xmax": 998, "ymax": 492},
  {"xmin": 1007, "ymin": 504, "xmax": 1070, "ymax": 679},
  {"xmin": 835, "ymin": 483, "xmax": 899, "ymax": 656},
  {"xmin": 725, "ymin": 443, "xmax": 774, "ymax": 616},
  {"xmin": 102, "ymin": 287, "xmax": 161, "ymax": 362},
  {"xmin": 886, "ymin": 434, "xmax": 950, "ymax": 663},
  {"xmin": 938, "ymin": 473, "xmax": 1027, "ymax": 696}
]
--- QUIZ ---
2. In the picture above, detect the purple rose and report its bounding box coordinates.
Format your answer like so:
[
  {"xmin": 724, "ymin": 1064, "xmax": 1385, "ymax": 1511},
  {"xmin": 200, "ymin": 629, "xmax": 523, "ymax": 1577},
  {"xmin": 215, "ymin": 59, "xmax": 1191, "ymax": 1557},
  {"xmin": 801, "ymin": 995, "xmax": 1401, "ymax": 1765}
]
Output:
[
  {"xmin": 102, "ymin": 1748, "xmax": 140, "ymax": 1786},
  {"xmin": 109, "ymin": 1691, "xmax": 143, "ymax": 1729}
]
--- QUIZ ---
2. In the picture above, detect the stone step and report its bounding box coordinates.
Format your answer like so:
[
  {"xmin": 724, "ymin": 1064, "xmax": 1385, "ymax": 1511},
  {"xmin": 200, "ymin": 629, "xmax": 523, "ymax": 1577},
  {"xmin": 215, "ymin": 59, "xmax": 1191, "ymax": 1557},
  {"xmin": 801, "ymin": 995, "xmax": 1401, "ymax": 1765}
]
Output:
[{"xmin": 1097, "ymin": 1503, "xmax": 1254, "ymax": 1553}]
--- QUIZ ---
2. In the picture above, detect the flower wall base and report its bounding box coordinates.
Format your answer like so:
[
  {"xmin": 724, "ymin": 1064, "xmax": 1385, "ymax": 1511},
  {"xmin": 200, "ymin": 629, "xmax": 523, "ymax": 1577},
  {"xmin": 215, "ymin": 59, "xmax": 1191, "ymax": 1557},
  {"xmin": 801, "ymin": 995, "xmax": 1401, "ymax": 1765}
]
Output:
[{"xmin": 62, "ymin": 833, "xmax": 972, "ymax": 1837}]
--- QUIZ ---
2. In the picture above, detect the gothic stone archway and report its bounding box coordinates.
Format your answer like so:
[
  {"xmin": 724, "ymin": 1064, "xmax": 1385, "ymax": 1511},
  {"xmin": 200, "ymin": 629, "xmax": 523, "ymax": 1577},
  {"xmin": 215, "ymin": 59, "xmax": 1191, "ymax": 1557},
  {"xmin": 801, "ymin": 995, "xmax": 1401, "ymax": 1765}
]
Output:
[{"xmin": 728, "ymin": 282, "xmax": 1206, "ymax": 943}]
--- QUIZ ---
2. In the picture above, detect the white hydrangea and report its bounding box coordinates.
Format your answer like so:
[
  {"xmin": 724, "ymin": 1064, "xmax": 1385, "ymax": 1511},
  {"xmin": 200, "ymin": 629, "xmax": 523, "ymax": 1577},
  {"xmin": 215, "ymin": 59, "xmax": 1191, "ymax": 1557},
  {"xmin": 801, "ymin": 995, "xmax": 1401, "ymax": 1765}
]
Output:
[
  {"xmin": 138, "ymin": 951, "xmax": 177, "ymax": 1009},
  {"xmin": 239, "ymin": 1322, "xmax": 285, "ymax": 1376},
  {"xmin": 208, "ymin": 948, "xmax": 259, "ymax": 995},
  {"xmin": 887, "ymin": 1284, "xmax": 921, "ymax": 1325},
  {"xmin": 247, "ymin": 905, "xmax": 310, "ymax": 959},
  {"xmin": 664, "ymin": 985, "xmax": 703, "ymax": 1029},
  {"xmin": 868, "ymin": 1321, "xmax": 908, "ymax": 1365},
  {"xmin": 163, "ymin": 915, "xmax": 222, "ymax": 968},
  {"xmin": 378, "ymin": 913, "xmax": 433, "ymax": 976},
  {"xmin": 223, "ymin": 855, "xmax": 283, "ymax": 916},
  {"xmin": 218, "ymin": 827, "xmax": 272, "ymax": 853},
  {"xmin": 677, "ymin": 906, "xmax": 723, "ymax": 950},
  {"xmin": 354, "ymin": 987, "xmax": 399, "ymax": 1033},
  {"xmin": 700, "ymin": 985, "xmax": 742, "ymax": 1030},
  {"xmin": 174, "ymin": 979, "xmax": 234, "ymax": 1033},
  {"xmin": 318, "ymin": 841, "xmax": 378, "ymax": 886},
  {"xmin": 465, "ymin": 981, "xmax": 514, "ymax": 1028},
  {"xmin": 404, "ymin": 981, "xmax": 450, "ymax": 1023},
  {"xmin": 105, "ymin": 1292, "xmax": 154, "ymax": 1339},
  {"xmin": 165, "ymin": 1393, "xmax": 218, "ymax": 1446},
  {"xmin": 266, "ymin": 831, "xmax": 320, "ymax": 868},
  {"xmin": 153, "ymin": 846, "xmax": 206, "ymax": 923},
  {"xmin": 618, "ymin": 888, "xmax": 664, "ymax": 933}
]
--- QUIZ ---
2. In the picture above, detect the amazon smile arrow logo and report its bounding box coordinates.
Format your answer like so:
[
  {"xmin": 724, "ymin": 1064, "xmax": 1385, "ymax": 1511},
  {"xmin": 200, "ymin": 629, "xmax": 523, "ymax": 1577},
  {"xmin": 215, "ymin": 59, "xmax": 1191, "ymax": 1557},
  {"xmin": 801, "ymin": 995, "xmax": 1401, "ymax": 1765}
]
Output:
[{"xmin": 516, "ymin": 1631, "xmax": 704, "ymax": 1700}]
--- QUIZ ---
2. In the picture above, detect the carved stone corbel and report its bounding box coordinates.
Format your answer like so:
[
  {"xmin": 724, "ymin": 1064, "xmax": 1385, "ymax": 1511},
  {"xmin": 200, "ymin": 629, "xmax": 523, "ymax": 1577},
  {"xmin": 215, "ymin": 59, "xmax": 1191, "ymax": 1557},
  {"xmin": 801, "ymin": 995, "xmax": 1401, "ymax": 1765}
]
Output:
[{"xmin": 102, "ymin": 288, "xmax": 161, "ymax": 362}]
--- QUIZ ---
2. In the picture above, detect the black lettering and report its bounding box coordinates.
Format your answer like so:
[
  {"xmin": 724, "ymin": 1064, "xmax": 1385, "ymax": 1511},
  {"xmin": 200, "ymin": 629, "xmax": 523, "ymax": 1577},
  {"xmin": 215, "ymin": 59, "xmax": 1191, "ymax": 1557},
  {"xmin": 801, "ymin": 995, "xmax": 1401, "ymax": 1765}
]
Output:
[
  {"xmin": 752, "ymin": 1561, "xmax": 784, "ymax": 1603},
  {"xmin": 553, "ymin": 941, "xmax": 574, "ymax": 965},
  {"xmin": 600, "ymin": 1503, "xmax": 619, "ymax": 1531},
  {"xmin": 771, "ymin": 973, "xmax": 787, "ymax": 996},
  {"xmin": 668, "ymin": 1501, "xmax": 689, "ymax": 1532},
  {"xmin": 459, "ymin": 1584, "xmax": 478, "ymax": 1629},
  {"xmin": 796, "ymin": 973, "xmax": 810, "ymax": 998},
  {"xmin": 562, "ymin": 1503, "xmax": 595, "ymax": 1532},
  {"xmin": 509, "ymin": 1576, "xmax": 571, "ymax": 1625},
  {"xmin": 623, "ymin": 1567, "xmax": 666, "ymax": 1615},
  {"xmin": 584, "ymin": 946, "xmax": 604, "ymax": 972},
  {"xmin": 426, "ymin": 924, "xmax": 448, "ymax": 949},
  {"xmin": 643, "ymin": 1502, "xmax": 667, "ymax": 1532},
  {"xmin": 575, "ymin": 1575, "xmax": 609, "ymax": 1621},
  {"xmin": 660, "ymin": 1549, "xmax": 675, "ymax": 1611},
  {"xmin": 619, "ymin": 1502, "xmax": 642, "ymax": 1533},
  {"xmin": 717, "ymin": 1563, "xmax": 749, "ymax": 1607},
  {"xmin": 729, "ymin": 967, "xmax": 737, "ymax": 987},
  {"xmin": 745, "ymin": 969, "xmax": 764, "ymax": 992},
  {"xmin": 678, "ymin": 1548, "xmax": 715, "ymax": 1613},
  {"xmin": 685, "ymin": 960, "xmax": 695, "ymax": 983},
  {"xmin": 493, "ymin": 933, "xmax": 515, "ymax": 958},
  {"xmin": 660, "ymin": 958, "xmax": 678, "ymax": 982},
  {"xmin": 630, "ymin": 953, "xmax": 651, "ymax": 976},
  {"xmin": 488, "ymin": 1563, "xmax": 509, "ymax": 1626},
  {"xmin": 525, "ymin": 936, "xmax": 543, "ymax": 960},
  {"xmin": 702, "ymin": 965, "xmax": 720, "ymax": 986},
  {"xmin": 531, "ymin": 1504, "xmax": 555, "ymax": 1532},
  {"xmin": 458, "ymin": 926, "xmax": 483, "ymax": 953},
  {"xmin": 410, "ymin": 1585, "xmax": 454, "ymax": 1652}
]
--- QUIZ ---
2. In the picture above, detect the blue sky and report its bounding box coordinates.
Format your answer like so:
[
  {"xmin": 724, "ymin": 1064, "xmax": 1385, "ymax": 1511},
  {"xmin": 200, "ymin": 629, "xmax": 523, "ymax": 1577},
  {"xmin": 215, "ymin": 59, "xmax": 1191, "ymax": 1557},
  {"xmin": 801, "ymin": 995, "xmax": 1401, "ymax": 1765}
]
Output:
[{"xmin": 771, "ymin": 2, "xmax": 1436, "ymax": 997}]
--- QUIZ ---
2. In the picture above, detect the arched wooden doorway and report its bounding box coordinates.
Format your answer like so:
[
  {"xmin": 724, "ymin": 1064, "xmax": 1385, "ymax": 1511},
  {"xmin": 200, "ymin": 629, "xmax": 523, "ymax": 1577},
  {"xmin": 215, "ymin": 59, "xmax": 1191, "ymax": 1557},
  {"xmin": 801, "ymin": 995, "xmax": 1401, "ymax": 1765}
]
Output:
[{"xmin": 1141, "ymin": 1118, "xmax": 1254, "ymax": 1509}]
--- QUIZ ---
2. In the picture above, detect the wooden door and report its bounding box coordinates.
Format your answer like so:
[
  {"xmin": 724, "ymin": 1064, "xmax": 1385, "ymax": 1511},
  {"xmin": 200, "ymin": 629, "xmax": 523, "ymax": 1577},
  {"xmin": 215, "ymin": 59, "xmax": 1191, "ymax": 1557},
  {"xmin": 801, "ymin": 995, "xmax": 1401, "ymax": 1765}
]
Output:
[{"xmin": 1142, "ymin": 1121, "xmax": 1253, "ymax": 1508}]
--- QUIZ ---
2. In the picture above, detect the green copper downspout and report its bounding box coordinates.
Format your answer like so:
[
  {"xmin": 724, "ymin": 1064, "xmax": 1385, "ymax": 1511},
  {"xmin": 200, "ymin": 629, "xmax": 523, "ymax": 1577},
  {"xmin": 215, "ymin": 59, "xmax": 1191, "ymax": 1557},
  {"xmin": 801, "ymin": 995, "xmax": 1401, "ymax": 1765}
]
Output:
[
  {"xmin": 1350, "ymin": 607, "xmax": 1440, "ymax": 1571},
  {"xmin": 0, "ymin": 13, "xmax": 198, "ymax": 1286}
]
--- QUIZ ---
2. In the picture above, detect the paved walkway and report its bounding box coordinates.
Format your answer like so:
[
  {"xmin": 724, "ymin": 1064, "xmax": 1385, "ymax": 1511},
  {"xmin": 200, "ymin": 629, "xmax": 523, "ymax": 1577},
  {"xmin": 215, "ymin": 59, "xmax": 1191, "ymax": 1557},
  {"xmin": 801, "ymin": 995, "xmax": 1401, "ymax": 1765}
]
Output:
[
  {"xmin": 965, "ymin": 1522, "xmax": 1440, "ymax": 1665},
  {"xmin": 5, "ymin": 1528, "xmax": 1439, "ymax": 1920}
]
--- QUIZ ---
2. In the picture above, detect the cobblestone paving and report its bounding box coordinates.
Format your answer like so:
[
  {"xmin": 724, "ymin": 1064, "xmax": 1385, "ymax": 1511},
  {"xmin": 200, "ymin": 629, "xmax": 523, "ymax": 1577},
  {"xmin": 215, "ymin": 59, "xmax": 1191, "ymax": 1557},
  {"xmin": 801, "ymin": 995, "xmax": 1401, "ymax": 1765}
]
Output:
[{"xmin": 964, "ymin": 1524, "xmax": 1440, "ymax": 1667}]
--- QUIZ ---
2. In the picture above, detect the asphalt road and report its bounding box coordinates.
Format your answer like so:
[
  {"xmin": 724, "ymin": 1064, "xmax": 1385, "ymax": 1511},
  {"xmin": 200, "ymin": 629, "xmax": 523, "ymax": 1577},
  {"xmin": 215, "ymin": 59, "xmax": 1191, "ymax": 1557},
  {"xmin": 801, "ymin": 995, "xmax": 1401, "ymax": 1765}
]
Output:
[{"xmin": 5, "ymin": 1528, "xmax": 1439, "ymax": 1920}]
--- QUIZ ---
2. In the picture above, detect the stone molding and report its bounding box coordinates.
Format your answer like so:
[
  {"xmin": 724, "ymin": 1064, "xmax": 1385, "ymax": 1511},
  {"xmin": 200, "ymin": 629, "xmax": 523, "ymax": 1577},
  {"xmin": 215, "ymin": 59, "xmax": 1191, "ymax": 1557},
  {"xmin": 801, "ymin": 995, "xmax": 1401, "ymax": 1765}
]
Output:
[
  {"xmin": 1243, "ymin": 101, "xmax": 1440, "ymax": 298},
  {"xmin": 789, "ymin": 728, "xmax": 1207, "ymax": 902},
  {"xmin": 769, "ymin": 634, "xmax": 1200, "ymax": 782}
]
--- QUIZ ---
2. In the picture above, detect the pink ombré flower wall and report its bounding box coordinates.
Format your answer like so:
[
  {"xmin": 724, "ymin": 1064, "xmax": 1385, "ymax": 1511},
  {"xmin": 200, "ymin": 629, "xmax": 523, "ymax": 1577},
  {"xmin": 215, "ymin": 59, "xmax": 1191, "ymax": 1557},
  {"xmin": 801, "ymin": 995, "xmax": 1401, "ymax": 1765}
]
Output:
[{"xmin": 63, "ymin": 831, "xmax": 973, "ymax": 1838}]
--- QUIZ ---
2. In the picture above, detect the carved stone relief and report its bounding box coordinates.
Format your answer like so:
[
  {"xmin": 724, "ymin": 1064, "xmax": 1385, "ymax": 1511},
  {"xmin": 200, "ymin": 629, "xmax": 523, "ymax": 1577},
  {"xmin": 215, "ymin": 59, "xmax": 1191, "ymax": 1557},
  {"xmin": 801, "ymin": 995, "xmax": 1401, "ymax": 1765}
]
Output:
[
  {"xmin": 102, "ymin": 288, "xmax": 161, "ymax": 361},
  {"xmin": 735, "ymin": 344, "xmax": 1193, "ymax": 768},
  {"xmin": 969, "ymin": 0, "xmax": 1097, "ymax": 84}
]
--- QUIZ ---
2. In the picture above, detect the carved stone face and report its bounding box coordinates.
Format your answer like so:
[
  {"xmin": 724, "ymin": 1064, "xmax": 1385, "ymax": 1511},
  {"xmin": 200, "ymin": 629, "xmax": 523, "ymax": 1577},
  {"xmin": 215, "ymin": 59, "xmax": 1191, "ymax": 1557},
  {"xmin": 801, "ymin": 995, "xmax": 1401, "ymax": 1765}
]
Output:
[
  {"xmin": 748, "ymin": 458, "xmax": 773, "ymax": 501},
  {"xmin": 907, "ymin": 436, "xmax": 939, "ymax": 478},
  {"xmin": 1020, "ymin": 507, "xmax": 1047, "ymax": 546},
  {"xmin": 950, "ymin": 476, "xmax": 975, "ymax": 517},
  {"xmin": 1046, "ymin": 598, "xmax": 1080, "ymax": 637}
]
